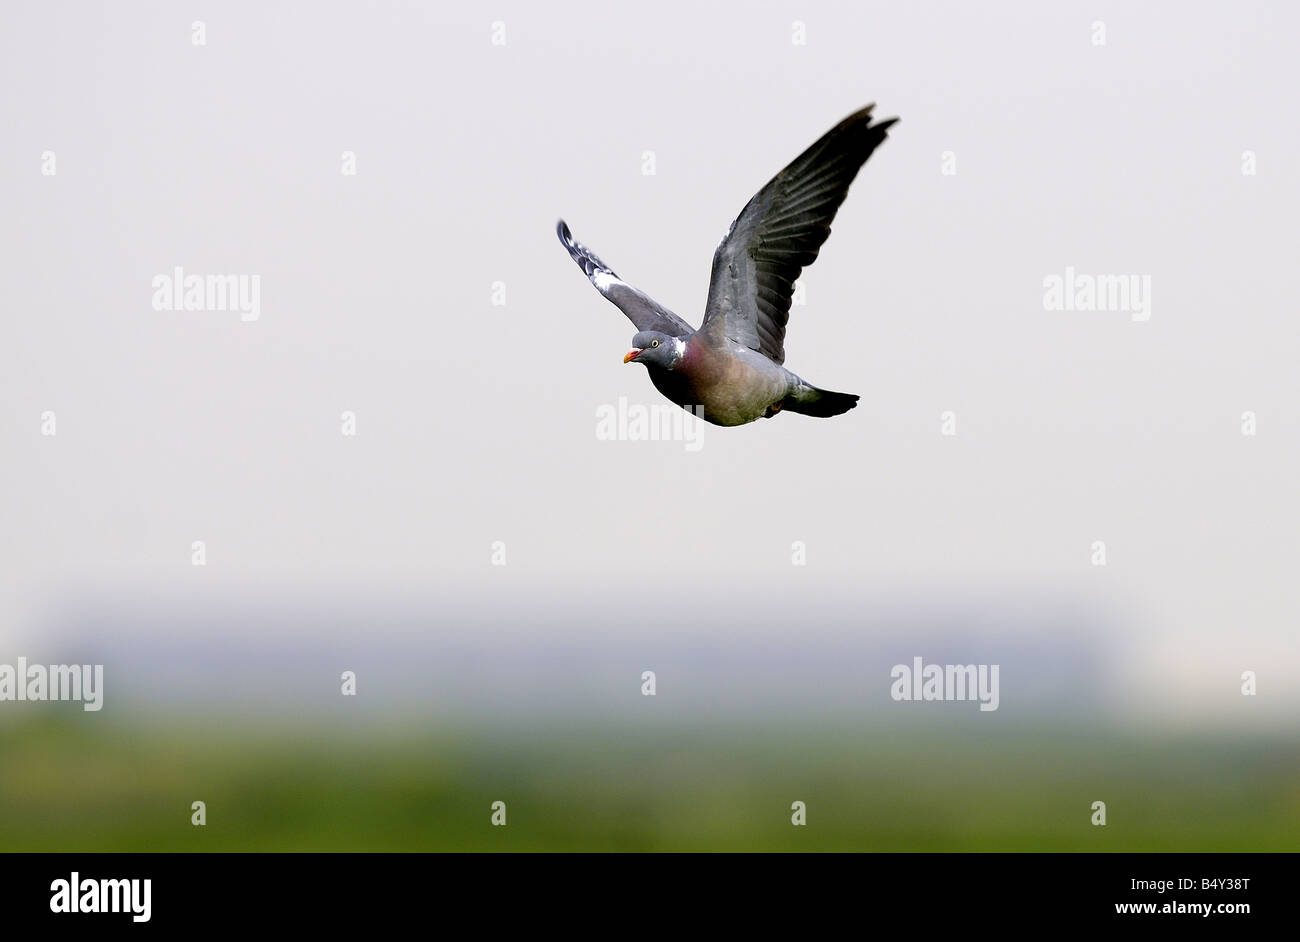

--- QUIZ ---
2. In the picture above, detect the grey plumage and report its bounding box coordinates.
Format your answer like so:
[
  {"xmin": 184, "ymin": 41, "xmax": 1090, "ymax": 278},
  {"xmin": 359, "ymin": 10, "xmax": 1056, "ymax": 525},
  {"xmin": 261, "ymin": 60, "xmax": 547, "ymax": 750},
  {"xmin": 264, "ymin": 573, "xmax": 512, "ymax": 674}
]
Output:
[
  {"xmin": 557, "ymin": 221, "xmax": 692, "ymax": 337},
  {"xmin": 558, "ymin": 104, "xmax": 898, "ymax": 427},
  {"xmin": 702, "ymin": 105, "xmax": 897, "ymax": 366}
]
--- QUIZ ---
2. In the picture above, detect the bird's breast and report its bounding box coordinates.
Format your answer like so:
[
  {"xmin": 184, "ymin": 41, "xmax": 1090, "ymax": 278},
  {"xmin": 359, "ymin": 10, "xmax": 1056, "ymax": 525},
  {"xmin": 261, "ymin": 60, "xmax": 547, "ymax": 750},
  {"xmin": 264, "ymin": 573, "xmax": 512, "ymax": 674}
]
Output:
[{"xmin": 648, "ymin": 343, "xmax": 788, "ymax": 427}]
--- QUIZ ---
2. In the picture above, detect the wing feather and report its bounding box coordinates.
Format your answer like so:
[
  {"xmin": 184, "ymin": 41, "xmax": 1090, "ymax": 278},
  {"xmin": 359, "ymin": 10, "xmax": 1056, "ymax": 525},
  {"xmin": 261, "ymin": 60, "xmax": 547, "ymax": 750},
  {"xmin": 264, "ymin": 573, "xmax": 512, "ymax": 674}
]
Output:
[
  {"xmin": 701, "ymin": 106, "xmax": 897, "ymax": 364},
  {"xmin": 556, "ymin": 220, "xmax": 694, "ymax": 337}
]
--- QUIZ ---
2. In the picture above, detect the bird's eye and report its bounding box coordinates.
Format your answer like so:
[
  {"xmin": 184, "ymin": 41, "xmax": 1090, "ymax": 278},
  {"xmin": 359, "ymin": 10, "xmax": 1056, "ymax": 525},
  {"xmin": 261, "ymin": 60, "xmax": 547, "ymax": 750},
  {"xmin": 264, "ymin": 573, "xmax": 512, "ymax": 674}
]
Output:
[{"xmin": 651, "ymin": 339, "xmax": 660, "ymax": 347}]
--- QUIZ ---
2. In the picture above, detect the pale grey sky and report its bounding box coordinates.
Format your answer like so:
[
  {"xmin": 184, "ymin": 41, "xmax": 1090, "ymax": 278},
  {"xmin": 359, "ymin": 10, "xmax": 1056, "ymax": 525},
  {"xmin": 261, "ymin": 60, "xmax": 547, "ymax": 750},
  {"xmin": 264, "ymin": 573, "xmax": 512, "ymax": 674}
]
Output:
[{"xmin": 1, "ymin": 1, "xmax": 1296, "ymax": 720}]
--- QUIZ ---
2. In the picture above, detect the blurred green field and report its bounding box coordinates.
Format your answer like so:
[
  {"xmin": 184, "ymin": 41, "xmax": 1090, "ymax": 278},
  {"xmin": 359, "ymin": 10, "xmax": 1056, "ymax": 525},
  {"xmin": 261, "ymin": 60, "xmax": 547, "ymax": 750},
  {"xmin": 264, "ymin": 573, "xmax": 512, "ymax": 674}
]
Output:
[{"xmin": 1, "ymin": 712, "xmax": 1296, "ymax": 851}]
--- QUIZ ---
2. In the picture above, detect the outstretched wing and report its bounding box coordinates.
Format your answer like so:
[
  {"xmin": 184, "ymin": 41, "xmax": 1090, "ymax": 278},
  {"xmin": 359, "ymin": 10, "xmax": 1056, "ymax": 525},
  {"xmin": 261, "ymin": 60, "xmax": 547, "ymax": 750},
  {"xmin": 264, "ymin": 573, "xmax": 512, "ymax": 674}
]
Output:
[
  {"xmin": 556, "ymin": 220, "xmax": 694, "ymax": 337},
  {"xmin": 701, "ymin": 105, "xmax": 897, "ymax": 364}
]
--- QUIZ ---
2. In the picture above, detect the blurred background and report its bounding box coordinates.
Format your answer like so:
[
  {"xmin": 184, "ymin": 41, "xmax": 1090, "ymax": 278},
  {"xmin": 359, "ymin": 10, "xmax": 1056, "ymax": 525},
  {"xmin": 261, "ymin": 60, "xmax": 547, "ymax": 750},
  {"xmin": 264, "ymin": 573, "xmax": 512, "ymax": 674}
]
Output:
[{"xmin": 1, "ymin": 1, "xmax": 1297, "ymax": 849}]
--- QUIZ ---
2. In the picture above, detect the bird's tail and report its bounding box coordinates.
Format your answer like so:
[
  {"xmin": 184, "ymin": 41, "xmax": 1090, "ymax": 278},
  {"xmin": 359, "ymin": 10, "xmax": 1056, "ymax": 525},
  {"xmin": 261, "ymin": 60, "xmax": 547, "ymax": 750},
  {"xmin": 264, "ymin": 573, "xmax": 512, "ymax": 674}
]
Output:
[{"xmin": 783, "ymin": 384, "xmax": 859, "ymax": 418}]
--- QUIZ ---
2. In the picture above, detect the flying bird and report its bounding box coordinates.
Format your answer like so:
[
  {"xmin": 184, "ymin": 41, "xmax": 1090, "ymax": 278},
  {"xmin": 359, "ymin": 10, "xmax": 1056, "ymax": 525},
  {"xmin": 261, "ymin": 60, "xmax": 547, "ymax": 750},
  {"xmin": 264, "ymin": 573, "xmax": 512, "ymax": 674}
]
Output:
[{"xmin": 557, "ymin": 104, "xmax": 897, "ymax": 427}]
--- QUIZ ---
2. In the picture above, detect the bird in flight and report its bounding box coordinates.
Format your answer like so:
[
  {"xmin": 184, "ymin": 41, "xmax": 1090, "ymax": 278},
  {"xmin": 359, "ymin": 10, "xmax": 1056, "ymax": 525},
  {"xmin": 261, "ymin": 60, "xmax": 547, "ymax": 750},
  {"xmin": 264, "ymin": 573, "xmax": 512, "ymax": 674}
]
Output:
[{"xmin": 557, "ymin": 104, "xmax": 897, "ymax": 427}]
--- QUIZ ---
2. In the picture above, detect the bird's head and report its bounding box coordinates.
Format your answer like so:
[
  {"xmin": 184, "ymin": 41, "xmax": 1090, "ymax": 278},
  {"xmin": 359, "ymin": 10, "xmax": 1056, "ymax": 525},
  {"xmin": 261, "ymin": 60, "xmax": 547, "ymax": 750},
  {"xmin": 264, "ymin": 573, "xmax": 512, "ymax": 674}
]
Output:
[{"xmin": 624, "ymin": 331, "xmax": 685, "ymax": 370}]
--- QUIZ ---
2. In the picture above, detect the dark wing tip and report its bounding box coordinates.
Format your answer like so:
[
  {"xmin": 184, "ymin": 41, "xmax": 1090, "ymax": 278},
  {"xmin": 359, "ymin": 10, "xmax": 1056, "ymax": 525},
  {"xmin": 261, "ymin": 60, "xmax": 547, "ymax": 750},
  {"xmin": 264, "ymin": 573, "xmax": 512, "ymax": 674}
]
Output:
[
  {"xmin": 556, "ymin": 219, "xmax": 616, "ymax": 281},
  {"xmin": 839, "ymin": 104, "xmax": 900, "ymax": 136}
]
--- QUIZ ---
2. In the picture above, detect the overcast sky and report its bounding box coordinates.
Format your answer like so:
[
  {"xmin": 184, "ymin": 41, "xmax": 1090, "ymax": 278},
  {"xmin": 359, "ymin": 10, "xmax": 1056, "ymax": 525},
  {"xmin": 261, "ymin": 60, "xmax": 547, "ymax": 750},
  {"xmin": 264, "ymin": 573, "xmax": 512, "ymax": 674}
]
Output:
[{"xmin": 1, "ymin": 1, "xmax": 1296, "ymax": 721}]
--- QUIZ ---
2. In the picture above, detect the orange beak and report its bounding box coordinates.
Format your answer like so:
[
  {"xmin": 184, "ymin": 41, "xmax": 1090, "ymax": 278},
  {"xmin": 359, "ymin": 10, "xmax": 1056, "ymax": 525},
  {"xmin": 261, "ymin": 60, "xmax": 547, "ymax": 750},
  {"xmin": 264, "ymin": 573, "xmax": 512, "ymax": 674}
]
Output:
[{"xmin": 623, "ymin": 348, "xmax": 642, "ymax": 363}]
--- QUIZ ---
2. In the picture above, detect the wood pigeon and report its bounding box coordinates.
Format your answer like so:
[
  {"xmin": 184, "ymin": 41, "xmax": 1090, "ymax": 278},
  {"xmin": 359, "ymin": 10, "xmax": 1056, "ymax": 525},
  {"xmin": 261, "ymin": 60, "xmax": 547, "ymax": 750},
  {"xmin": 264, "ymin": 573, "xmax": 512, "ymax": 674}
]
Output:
[{"xmin": 557, "ymin": 104, "xmax": 898, "ymax": 427}]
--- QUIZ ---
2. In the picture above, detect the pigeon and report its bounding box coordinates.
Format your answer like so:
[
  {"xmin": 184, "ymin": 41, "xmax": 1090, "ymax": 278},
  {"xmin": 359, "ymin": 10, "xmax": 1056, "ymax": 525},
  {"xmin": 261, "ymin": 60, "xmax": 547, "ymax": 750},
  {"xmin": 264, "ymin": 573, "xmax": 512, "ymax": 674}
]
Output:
[{"xmin": 557, "ymin": 104, "xmax": 897, "ymax": 427}]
